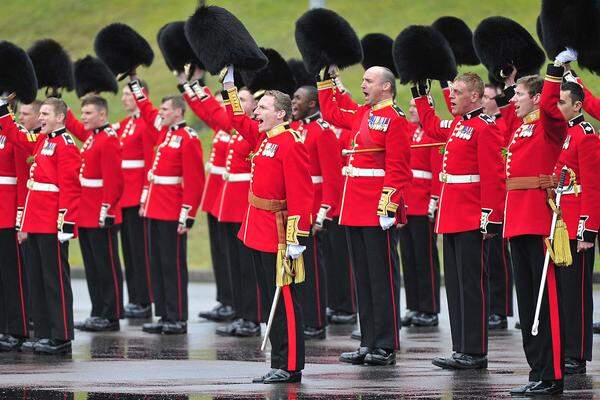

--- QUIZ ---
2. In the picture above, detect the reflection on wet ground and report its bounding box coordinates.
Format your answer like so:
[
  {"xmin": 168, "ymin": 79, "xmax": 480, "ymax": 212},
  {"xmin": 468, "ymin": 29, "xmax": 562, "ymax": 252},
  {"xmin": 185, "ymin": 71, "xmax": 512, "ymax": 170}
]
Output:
[{"xmin": 0, "ymin": 281, "xmax": 599, "ymax": 399}]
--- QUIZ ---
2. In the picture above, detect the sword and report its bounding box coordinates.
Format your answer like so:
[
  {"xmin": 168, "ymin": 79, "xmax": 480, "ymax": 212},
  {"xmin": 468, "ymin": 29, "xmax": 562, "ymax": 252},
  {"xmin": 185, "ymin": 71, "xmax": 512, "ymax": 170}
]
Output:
[
  {"xmin": 341, "ymin": 142, "xmax": 445, "ymax": 156},
  {"xmin": 531, "ymin": 165, "xmax": 570, "ymax": 336},
  {"xmin": 261, "ymin": 257, "xmax": 288, "ymax": 351}
]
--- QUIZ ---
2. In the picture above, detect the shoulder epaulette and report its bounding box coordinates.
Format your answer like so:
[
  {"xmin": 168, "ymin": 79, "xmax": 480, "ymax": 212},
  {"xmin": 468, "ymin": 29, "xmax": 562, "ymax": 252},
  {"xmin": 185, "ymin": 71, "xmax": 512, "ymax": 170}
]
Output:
[
  {"xmin": 580, "ymin": 121, "xmax": 595, "ymax": 135},
  {"xmin": 62, "ymin": 133, "xmax": 75, "ymax": 146},
  {"xmin": 316, "ymin": 118, "xmax": 330, "ymax": 130},
  {"xmin": 290, "ymin": 129, "xmax": 304, "ymax": 143},
  {"xmin": 392, "ymin": 104, "xmax": 405, "ymax": 117},
  {"xmin": 105, "ymin": 126, "xmax": 118, "ymax": 137},
  {"xmin": 440, "ymin": 120, "xmax": 453, "ymax": 129},
  {"xmin": 479, "ymin": 114, "xmax": 495, "ymax": 125},
  {"xmin": 184, "ymin": 126, "xmax": 198, "ymax": 138}
]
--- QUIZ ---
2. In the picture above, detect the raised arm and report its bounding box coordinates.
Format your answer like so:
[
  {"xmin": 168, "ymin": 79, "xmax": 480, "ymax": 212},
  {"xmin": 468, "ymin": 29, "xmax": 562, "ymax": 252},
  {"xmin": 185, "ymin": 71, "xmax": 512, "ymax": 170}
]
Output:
[
  {"xmin": 540, "ymin": 64, "xmax": 568, "ymax": 145},
  {"xmin": 411, "ymin": 86, "xmax": 453, "ymax": 141},
  {"xmin": 439, "ymin": 80, "xmax": 453, "ymax": 114},
  {"xmin": 317, "ymin": 79, "xmax": 360, "ymax": 130},
  {"xmin": 65, "ymin": 109, "xmax": 90, "ymax": 142},
  {"xmin": 222, "ymin": 87, "xmax": 260, "ymax": 150},
  {"xmin": 0, "ymin": 104, "xmax": 40, "ymax": 153},
  {"xmin": 128, "ymin": 79, "xmax": 162, "ymax": 145}
]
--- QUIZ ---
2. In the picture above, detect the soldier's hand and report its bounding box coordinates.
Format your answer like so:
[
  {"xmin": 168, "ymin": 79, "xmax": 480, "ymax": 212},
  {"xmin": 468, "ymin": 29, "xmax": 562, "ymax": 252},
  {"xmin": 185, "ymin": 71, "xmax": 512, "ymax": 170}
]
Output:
[
  {"xmin": 57, "ymin": 232, "xmax": 74, "ymax": 243},
  {"xmin": 286, "ymin": 244, "xmax": 306, "ymax": 260},
  {"xmin": 379, "ymin": 216, "xmax": 396, "ymax": 230},
  {"xmin": 577, "ymin": 241, "xmax": 594, "ymax": 252},
  {"xmin": 177, "ymin": 223, "xmax": 189, "ymax": 235},
  {"xmin": 221, "ymin": 65, "xmax": 235, "ymax": 90},
  {"xmin": 427, "ymin": 196, "xmax": 439, "ymax": 222},
  {"xmin": 17, "ymin": 231, "xmax": 27, "ymax": 244}
]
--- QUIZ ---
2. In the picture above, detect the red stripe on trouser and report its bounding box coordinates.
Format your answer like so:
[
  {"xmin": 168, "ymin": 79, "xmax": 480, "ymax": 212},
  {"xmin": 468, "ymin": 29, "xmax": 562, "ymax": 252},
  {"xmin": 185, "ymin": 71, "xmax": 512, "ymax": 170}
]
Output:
[
  {"xmin": 386, "ymin": 231, "xmax": 399, "ymax": 348},
  {"xmin": 480, "ymin": 238, "xmax": 486, "ymax": 354},
  {"xmin": 313, "ymin": 235, "xmax": 322, "ymax": 327},
  {"xmin": 282, "ymin": 285, "xmax": 297, "ymax": 371},
  {"xmin": 143, "ymin": 219, "xmax": 153, "ymax": 302},
  {"xmin": 15, "ymin": 235, "xmax": 27, "ymax": 335},
  {"xmin": 546, "ymin": 262, "xmax": 562, "ymax": 379},
  {"xmin": 107, "ymin": 229, "xmax": 121, "ymax": 318},
  {"xmin": 428, "ymin": 223, "xmax": 437, "ymax": 312},
  {"xmin": 580, "ymin": 253, "xmax": 586, "ymax": 360},
  {"xmin": 56, "ymin": 240, "xmax": 68, "ymax": 340},
  {"xmin": 176, "ymin": 234, "xmax": 182, "ymax": 321}
]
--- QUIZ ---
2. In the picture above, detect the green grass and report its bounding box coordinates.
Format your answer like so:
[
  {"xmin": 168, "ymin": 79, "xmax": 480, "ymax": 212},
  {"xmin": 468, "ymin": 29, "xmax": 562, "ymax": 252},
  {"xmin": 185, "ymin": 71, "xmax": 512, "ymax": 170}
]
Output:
[{"xmin": 3, "ymin": 0, "xmax": 599, "ymax": 269}]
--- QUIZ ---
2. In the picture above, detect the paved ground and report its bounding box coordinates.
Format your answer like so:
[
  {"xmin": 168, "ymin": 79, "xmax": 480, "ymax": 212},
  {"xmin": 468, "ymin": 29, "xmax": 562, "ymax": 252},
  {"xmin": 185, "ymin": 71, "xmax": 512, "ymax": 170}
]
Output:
[{"xmin": 0, "ymin": 280, "xmax": 599, "ymax": 399}]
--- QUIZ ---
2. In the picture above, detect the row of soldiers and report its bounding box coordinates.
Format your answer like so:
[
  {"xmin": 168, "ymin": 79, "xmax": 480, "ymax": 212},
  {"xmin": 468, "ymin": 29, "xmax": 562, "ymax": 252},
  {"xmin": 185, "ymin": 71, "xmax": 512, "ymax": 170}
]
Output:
[{"xmin": 0, "ymin": 37, "xmax": 599, "ymax": 395}]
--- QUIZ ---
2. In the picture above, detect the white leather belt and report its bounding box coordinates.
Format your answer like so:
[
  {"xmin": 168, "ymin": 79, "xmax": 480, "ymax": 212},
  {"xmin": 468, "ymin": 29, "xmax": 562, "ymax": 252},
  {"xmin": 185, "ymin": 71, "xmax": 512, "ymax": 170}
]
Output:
[
  {"xmin": 224, "ymin": 172, "xmax": 251, "ymax": 182},
  {"xmin": 210, "ymin": 166, "xmax": 226, "ymax": 176},
  {"xmin": 80, "ymin": 178, "xmax": 104, "ymax": 188},
  {"xmin": 0, "ymin": 176, "xmax": 17, "ymax": 185},
  {"xmin": 412, "ymin": 169, "xmax": 432, "ymax": 180},
  {"xmin": 342, "ymin": 166, "xmax": 385, "ymax": 178},
  {"xmin": 122, "ymin": 159, "xmax": 145, "ymax": 169},
  {"xmin": 311, "ymin": 175, "xmax": 323, "ymax": 184},
  {"xmin": 562, "ymin": 184, "xmax": 581, "ymax": 195},
  {"xmin": 27, "ymin": 180, "xmax": 59, "ymax": 192},
  {"xmin": 152, "ymin": 175, "xmax": 182, "ymax": 185},
  {"xmin": 439, "ymin": 172, "xmax": 480, "ymax": 184}
]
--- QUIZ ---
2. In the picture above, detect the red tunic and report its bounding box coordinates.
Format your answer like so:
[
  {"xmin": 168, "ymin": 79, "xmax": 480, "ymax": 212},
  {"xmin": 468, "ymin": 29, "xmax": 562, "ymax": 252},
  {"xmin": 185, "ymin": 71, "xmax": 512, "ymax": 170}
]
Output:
[
  {"xmin": 223, "ymin": 87, "xmax": 314, "ymax": 253},
  {"xmin": 554, "ymin": 115, "xmax": 600, "ymax": 240},
  {"xmin": 129, "ymin": 80, "xmax": 205, "ymax": 223},
  {"xmin": 0, "ymin": 107, "xmax": 81, "ymax": 234},
  {"xmin": 503, "ymin": 65, "xmax": 568, "ymax": 238},
  {"xmin": 318, "ymin": 79, "xmax": 411, "ymax": 227},
  {"xmin": 292, "ymin": 113, "xmax": 343, "ymax": 219},
  {"xmin": 0, "ymin": 130, "xmax": 29, "ymax": 228},
  {"xmin": 66, "ymin": 114, "xmax": 124, "ymax": 227},
  {"xmin": 413, "ymin": 95, "xmax": 506, "ymax": 234}
]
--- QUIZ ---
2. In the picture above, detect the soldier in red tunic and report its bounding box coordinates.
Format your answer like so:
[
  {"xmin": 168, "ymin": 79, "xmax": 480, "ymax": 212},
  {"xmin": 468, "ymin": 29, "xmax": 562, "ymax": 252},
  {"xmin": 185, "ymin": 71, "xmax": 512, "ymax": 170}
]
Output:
[
  {"xmin": 413, "ymin": 73, "xmax": 506, "ymax": 370},
  {"xmin": 128, "ymin": 77, "xmax": 205, "ymax": 335},
  {"xmin": 502, "ymin": 53, "xmax": 573, "ymax": 395},
  {"xmin": 117, "ymin": 83, "xmax": 154, "ymax": 319},
  {"xmin": 66, "ymin": 96, "xmax": 124, "ymax": 332},
  {"xmin": 291, "ymin": 85, "xmax": 344, "ymax": 339},
  {"xmin": 222, "ymin": 65, "xmax": 313, "ymax": 384},
  {"xmin": 319, "ymin": 66, "xmax": 411, "ymax": 366},
  {"xmin": 553, "ymin": 81, "xmax": 600, "ymax": 375},
  {"xmin": 0, "ymin": 97, "xmax": 81, "ymax": 354},
  {"xmin": 398, "ymin": 99, "xmax": 442, "ymax": 328}
]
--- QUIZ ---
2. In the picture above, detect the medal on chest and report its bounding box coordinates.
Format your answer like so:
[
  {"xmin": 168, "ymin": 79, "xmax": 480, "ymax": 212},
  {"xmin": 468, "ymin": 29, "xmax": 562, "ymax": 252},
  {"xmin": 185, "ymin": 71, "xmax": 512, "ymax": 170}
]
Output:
[
  {"xmin": 368, "ymin": 114, "xmax": 390, "ymax": 132},
  {"xmin": 261, "ymin": 142, "xmax": 279, "ymax": 158},
  {"xmin": 41, "ymin": 141, "xmax": 57, "ymax": 156},
  {"xmin": 168, "ymin": 135, "xmax": 182, "ymax": 148},
  {"xmin": 454, "ymin": 125, "xmax": 474, "ymax": 140},
  {"xmin": 412, "ymin": 128, "xmax": 423, "ymax": 143},
  {"xmin": 563, "ymin": 135, "xmax": 572, "ymax": 150},
  {"xmin": 0, "ymin": 135, "xmax": 6, "ymax": 150},
  {"xmin": 517, "ymin": 124, "xmax": 534, "ymax": 138}
]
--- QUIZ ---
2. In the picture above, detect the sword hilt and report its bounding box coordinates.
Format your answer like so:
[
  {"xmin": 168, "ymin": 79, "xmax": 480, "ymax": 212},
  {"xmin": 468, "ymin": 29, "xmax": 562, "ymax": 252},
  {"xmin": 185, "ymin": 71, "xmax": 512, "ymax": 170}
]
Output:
[{"xmin": 557, "ymin": 165, "xmax": 569, "ymax": 192}]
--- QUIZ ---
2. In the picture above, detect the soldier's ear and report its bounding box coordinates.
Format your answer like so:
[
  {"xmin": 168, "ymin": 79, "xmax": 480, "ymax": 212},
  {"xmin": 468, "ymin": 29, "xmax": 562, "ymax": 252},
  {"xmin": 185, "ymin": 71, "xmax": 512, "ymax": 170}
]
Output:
[{"xmin": 532, "ymin": 92, "xmax": 542, "ymax": 105}]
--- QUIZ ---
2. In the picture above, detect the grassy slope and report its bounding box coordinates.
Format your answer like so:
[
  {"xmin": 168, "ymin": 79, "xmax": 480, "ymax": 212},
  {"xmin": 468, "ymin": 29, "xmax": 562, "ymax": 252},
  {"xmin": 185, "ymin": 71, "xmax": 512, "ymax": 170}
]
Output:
[{"xmin": 2, "ymin": 0, "xmax": 598, "ymax": 268}]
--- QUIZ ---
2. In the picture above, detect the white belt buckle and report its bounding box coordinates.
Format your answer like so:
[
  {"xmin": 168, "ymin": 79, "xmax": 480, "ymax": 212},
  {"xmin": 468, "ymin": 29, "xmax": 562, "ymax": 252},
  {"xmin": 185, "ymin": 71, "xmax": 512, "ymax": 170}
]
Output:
[{"xmin": 439, "ymin": 172, "xmax": 448, "ymax": 183}]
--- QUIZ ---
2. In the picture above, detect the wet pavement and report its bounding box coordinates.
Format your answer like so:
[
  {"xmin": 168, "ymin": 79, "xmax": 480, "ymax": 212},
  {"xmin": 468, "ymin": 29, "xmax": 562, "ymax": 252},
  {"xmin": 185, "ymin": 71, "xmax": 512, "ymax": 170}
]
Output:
[{"xmin": 0, "ymin": 280, "xmax": 599, "ymax": 399}]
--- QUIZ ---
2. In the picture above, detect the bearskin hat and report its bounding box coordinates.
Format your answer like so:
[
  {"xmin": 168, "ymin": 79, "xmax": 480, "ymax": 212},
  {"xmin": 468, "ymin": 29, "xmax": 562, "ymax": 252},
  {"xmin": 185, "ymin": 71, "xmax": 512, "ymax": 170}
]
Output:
[
  {"xmin": 241, "ymin": 48, "xmax": 296, "ymax": 96},
  {"xmin": 295, "ymin": 8, "xmax": 363, "ymax": 76},
  {"xmin": 432, "ymin": 16, "xmax": 479, "ymax": 66},
  {"xmin": 0, "ymin": 41, "xmax": 38, "ymax": 104},
  {"xmin": 287, "ymin": 58, "xmax": 316, "ymax": 88},
  {"xmin": 393, "ymin": 25, "xmax": 457, "ymax": 84},
  {"xmin": 184, "ymin": 5, "xmax": 267, "ymax": 75},
  {"xmin": 157, "ymin": 21, "xmax": 203, "ymax": 73},
  {"xmin": 94, "ymin": 23, "xmax": 154, "ymax": 76},
  {"xmin": 74, "ymin": 56, "xmax": 118, "ymax": 98},
  {"xmin": 360, "ymin": 33, "xmax": 397, "ymax": 77},
  {"xmin": 27, "ymin": 39, "xmax": 73, "ymax": 91},
  {"xmin": 536, "ymin": 15, "xmax": 545, "ymax": 48},
  {"xmin": 540, "ymin": 0, "xmax": 600, "ymax": 74},
  {"xmin": 473, "ymin": 16, "xmax": 546, "ymax": 81}
]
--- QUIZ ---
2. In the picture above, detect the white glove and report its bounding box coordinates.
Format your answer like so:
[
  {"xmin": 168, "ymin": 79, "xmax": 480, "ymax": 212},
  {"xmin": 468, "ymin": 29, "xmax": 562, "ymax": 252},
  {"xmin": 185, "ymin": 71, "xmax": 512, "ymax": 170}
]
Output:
[
  {"xmin": 223, "ymin": 65, "xmax": 235, "ymax": 84},
  {"xmin": 563, "ymin": 70, "xmax": 578, "ymax": 84},
  {"xmin": 555, "ymin": 47, "xmax": 578, "ymax": 65},
  {"xmin": 0, "ymin": 97, "xmax": 7, "ymax": 106},
  {"xmin": 379, "ymin": 215, "xmax": 396, "ymax": 230},
  {"xmin": 286, "ymin": 244, "xmax": 306, "ymax": 260},
  {"xmin": 98, "ymin": 203, "xmax": 109, "ymax": 228},
  {"xmin": 57, "ymin": 232, "xmax": 74, "ymax": 243},
  {"xmin": 427, "ymin": 196, "xmax": 439, "ymax": 222}
]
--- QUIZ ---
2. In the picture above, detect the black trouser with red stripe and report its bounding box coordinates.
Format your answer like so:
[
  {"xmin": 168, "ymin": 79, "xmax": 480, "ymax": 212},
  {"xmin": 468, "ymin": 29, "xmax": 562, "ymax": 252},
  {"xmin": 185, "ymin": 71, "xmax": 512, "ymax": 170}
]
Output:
[
  {"xmin": 251, "ymin": 249, "xmax": 304, "ymax": 371},
  {"xmin": 486, "ymin": 235, "xmax": 514, "ymax": 317},
  {"xmin": 79, "ymin": 226, "xmax": 124, "ymax": 321},
  {"xmin": 323, "ymin": 219, "xmax": 356, "ymax": 315},
  {"xmin": 221, "ymin": 222, "xmax": 261, "ymax": 323},
  {"xmin": 148, "ymin": 219, "xmax": 188, "ymax": 322},
  {"xmin": 0, "ymin": 228, "xmax": 28, "ymax": 337},
  {"xmin": 443, "ymin": 230, "xmax": 488, "ymax": 355},
  {"xmin": 207, "ymin": 214, "xmax": 233, "ymax": 308},
  {"xmin": 121, "ymin": 206, "xmax": 152, "ymax": 307},
  {"xmin": 26, "ymin": 233, "xmax": 73, "ymax": 340},
  {"xmin": 561, "ymin": 240, "xmax": 594, "ymax": 361},
  {"xmin": 346, "ymin": 226, "xmax": 401, "ymax": 351},
  {"xmin": 510, "ymin": 235, "xmax": 564, "ymax": 381},
  {"xmin": 398, "ymin": 216, "xmax": 440, "ymax": 314},
  {"xmin": 302, "ymin": 233, "xmax": 327, "ymax": 329}
]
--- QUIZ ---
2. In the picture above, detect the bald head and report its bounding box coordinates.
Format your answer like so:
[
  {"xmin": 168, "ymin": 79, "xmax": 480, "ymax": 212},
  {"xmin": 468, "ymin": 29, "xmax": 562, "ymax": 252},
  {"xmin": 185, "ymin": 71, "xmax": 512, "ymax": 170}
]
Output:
[{"xmin": 362, "ymin": 66, "xmax": 396, "ymax": 105}]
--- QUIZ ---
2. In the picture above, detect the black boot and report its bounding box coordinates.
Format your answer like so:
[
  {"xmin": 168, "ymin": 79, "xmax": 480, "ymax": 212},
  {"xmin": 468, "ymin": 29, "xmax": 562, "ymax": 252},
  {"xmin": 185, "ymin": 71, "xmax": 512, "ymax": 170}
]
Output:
[
  {"xmin": 0, "ymin": 335, "xmax": 26, "ymax": 351},
  {"xmin": 364, "ymin": 348, "xmax": 396, "ymax": 366},
  {"xmin": 564, "ymin": 357, "xmax": 586, "ymax": 374},
  {"xmin": 412, "ymin": 312, "xmax": 439, "ymax": 327},
  {"xmin": 304, "ymin": 326, "xmax": 326, "ymax": 340},
  {"xmin": 235, "ymin": 320, "xmax": 261, "ymax": 337},
  {"xmin": 593, "ymin": 322, "xmax": 600, "ymax": 334},
  {"xmin": 34, "ymin": 339, "xmax": 72, "ymax": 355},
  {"xmin": 142, "ymin": 318, "xmax": 165, "ymax": 334},
  {"xmin": 86, "ymin": 318, "xmax": 120, "ymax": 332},
  {"xmin": 162, "ymin": 321, "xmax": 187, "ymax": 334},
  {"xmin": 523, "ymin": 380, "xmax": 564, "ymax": 395},
  {"xmin": 509, "ymin": 381, "xmax": 538, "ymax": 395},
  {"xmin": 262, "ymin": 369, "xmax": 302, "ymax": 384},
  {"xmin": 432, "ymin": 352, "xmax": 487, "ymax": 370},
  {"xmin": 489, "ymin": 314, "xmax": 507, "ymax": 330},
  {"xmin": 401, "ymin": 310, "xmax": 417, "ymax": 327},
  {"xmin": 330, "ymin": 312, "xmax": 357, "ymax": 325},
  {"xmin": 198, "ymin": 304, "xmax": 235, "ymax": 322},
  {"xmin": 350, "ymin": 329, "xmax": 361, "ymax": 341},
  {"xmin": 339, "ymin": 347, "xmax": 371, "ymax": 365}
]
